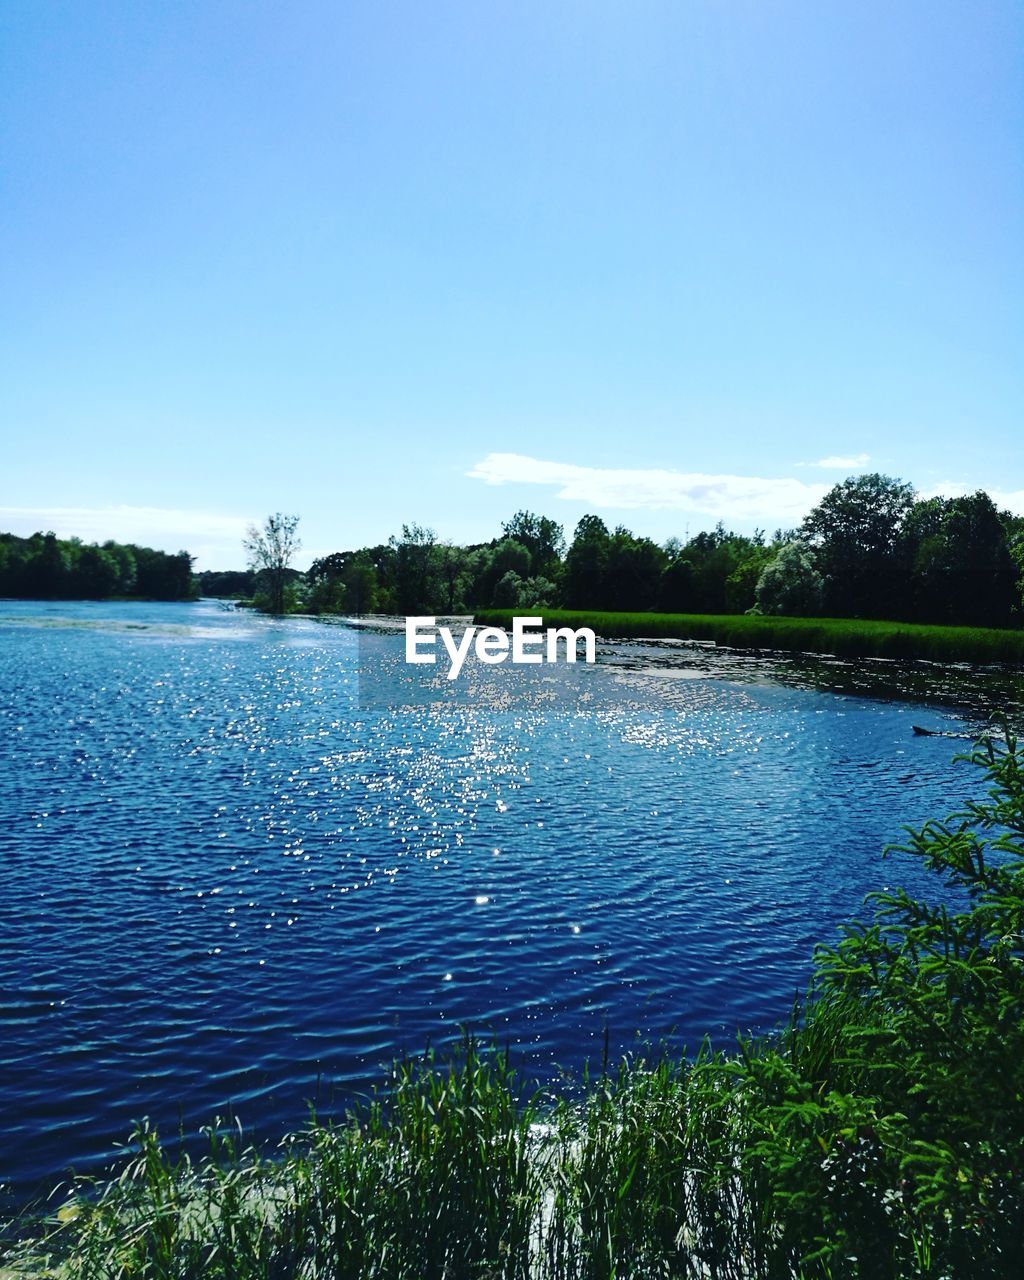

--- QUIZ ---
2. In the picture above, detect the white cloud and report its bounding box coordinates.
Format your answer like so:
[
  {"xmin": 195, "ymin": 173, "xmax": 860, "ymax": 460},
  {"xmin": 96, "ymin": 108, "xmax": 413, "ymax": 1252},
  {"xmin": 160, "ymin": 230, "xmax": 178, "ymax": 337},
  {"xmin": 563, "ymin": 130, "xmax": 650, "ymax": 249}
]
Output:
[
  {"xmin": 922, "ymin": 483, "xmax": 1024, "ymax": 516},
  {"xmin": 467, "ymin": 453, "xmax": 829, "ymax": 524},
  {"xmin": 985, "ymin": 488, "xmax": 1024, "ymax": 514},
  {"xmin": 0, "ymin": 505, "xmax": 252, "ymax": 569},
  {"xmin": 797, "ymin": 453, "xmax": 871, "ymax": 470}
]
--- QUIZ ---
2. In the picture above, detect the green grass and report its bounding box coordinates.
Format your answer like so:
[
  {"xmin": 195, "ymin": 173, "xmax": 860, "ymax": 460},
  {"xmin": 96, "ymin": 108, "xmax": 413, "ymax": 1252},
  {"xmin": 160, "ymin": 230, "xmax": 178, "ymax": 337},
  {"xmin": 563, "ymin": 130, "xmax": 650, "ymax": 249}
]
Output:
[
  {"xmin": 473, "ymin": 608, "xmax": 1024, "ymax": 664},
  {"xmin": 5, "ymin": 734, "xmax": 1024, "ymax": 1278}
]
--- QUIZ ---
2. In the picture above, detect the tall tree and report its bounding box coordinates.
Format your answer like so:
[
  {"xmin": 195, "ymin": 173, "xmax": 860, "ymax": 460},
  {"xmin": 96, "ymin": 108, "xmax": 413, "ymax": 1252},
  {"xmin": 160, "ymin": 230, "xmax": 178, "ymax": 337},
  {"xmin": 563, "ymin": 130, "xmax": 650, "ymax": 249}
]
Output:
[
  {"xmin": 28, "ymin": 532, "xmax": 70, "ymax": 597},
  {"xmin": 244, "ymin": 513, "xmax": 301, "ymax": 614},
  {"xmin": 604, "ymin": 526, "xmax": 666, "ymax": 611},
  {"xmin": 755, "ymin": 542, "xmax": 824, "ymax": 616},
  {"xmin": 390, "ymin": 523, "xmax": 438, "ymax": 614},
  {"xmin": 903, "ymin": 492, "xmax": 1018, "ymax": 626},
  {"xmin": 475, "ymin": 538, "xmax": 532, "ymax": 607},
  {"xmin": 801, "ymin": 474, "xmax": 915, "ymax": 617},
  {"xmin": 563, "ymin": 515, "xmax": 611, "ymax": 608},
  {"xmin": 76, "ymin": 544, "xmax": 120, "ymax": 597},
  {"xmin": 500, "ymin": 510, "xmax": 565, "ymax": 578}
]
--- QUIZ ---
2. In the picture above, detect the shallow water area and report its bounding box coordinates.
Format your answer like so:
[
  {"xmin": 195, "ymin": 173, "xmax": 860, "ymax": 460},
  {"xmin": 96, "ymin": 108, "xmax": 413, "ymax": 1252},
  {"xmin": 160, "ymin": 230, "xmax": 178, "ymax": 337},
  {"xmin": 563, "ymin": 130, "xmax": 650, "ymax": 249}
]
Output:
[{"xmin": 0, "ymin": 599, "xmax": 999, "ymax": 1207}]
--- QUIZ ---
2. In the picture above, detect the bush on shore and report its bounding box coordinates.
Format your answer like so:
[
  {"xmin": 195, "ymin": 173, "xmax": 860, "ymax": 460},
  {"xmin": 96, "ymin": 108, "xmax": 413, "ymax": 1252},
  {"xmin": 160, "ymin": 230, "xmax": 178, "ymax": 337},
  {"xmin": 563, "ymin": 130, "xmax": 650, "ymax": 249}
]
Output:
[{"xmin": 5, "ymin": 733, "xmax": 1024, "ymax": 1278}]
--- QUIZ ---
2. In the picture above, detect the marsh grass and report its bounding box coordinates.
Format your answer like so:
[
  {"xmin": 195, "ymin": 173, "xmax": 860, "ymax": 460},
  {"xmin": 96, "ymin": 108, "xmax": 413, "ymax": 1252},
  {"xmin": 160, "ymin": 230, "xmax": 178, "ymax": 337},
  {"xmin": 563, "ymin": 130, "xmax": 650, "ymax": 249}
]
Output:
[
  {"xmin": 474, "ymin": 608, "xmax": 1024, "ymax": 665},
  {"xmin": 5, "ymin": 734, "xmax": 1024, "ymax": 1278}
]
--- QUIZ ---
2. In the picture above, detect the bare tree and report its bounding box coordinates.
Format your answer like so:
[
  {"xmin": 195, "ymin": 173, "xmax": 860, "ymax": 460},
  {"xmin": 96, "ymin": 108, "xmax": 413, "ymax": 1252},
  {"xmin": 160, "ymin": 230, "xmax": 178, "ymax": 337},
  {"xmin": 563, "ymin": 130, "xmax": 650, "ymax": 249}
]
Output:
[{"xmin": 244, "ymin": 513, "xmax": 301, "ymax": 614}]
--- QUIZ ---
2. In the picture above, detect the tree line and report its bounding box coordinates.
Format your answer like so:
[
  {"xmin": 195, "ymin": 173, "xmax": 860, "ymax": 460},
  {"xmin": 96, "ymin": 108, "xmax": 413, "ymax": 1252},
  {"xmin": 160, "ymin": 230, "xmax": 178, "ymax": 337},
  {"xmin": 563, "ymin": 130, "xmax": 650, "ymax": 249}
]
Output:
[
  {"xmin": 0, "ymin": 531, "xmax": 195, "ymax": 600},
  {"xmin": 290, "ymin": 476, "xmax": 1024, "ymax": 628},
  {"xmin": 14, "ymin": 471, "xmax": 1020, "ymax": 627}
]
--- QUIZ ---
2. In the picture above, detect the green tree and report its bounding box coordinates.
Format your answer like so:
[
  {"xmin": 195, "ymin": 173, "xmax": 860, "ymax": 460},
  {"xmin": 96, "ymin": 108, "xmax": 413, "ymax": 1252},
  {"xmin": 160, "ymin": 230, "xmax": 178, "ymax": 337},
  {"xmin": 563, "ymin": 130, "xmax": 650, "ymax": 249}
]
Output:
[
  {"xmin": 724, "ymin": 542, "xmax": 775, "ymax": 612},
  {"xmin": 197, "ymin": 569, "xmax": 255, "ymax": 599},
  {"xmin": 307, "ymin": 552, "xmax": 350, "ymax": 613},
  {"xmin": 659, "ymin": 524, "xmax": 769, "ymax": 614},
  {"xmin": 500, "ymin": 511, "xmax": 565, "ymax": 578},
  {"xmin": 801, "ymin": 473, "xmax": 915, "ymax": 617},
  {"xmin": 754, "ymin": 541, "xmax": 824, "ymax": 615},
  {"xmin": 103, "ymin": 541, "xmax": 137, "ymax": 594},
  {"xmin": 657, "ymin": 556, "xmax": 695, "ymax": 612},
  {"xmin": 244, "ymin": 513, "xmax": 301, "ymax": 614},
  {"xmin": 28, "ymin": 532, "xmax": 70, "ymax": 597},
  {"xmin": 604, "ymin": 526, "xmax": 666, "ymax": 610},
  {"xmin": 903, "ymin": 492, "xmax": 1018, "ymax": 626},
  {"xmin": 1008, "ymin": 513, "xmax": 1024, "ymax": 613},
  {"xmin": 390, "ymin": 523, "xmax": 439, "ymax": 614},
  {"xmin": 563, "ymin": 515, "xmax": 611, "ymax": 608},
  {"xmin": 76, "ymin": 544, "xmax": 120, "ymax": 597},
  {"xmin": 133, "ymin": 548, "xmax": 195, "ymax": 600},
  {"xmin": 491, "ymin": 569, "xmax": 525, "ymax": 608},
  {"xmin": 474, "ymin": 539, "xmax": 532, "ymax": 607},
  {"xmin": 308, "ymin": 548, "xmax": 389, "ymax": 614}
]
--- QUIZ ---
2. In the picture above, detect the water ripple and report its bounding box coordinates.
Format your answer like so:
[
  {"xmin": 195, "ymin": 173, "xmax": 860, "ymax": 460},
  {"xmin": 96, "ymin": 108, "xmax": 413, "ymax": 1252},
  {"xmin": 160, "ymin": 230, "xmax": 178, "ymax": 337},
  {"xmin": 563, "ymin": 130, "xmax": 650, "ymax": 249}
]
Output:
[{"xmin": 0, "ymin": 599, "xmax": 989, "ymax": 1204}]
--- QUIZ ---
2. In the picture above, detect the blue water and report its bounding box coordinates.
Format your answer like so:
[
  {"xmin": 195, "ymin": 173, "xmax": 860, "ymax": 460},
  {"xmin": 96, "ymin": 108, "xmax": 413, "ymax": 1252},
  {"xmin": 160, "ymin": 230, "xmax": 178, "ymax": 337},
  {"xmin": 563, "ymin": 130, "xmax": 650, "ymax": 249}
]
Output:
[{"xmin": 0, "ymin": 600, "xmax": 983, "ymax": 1205}]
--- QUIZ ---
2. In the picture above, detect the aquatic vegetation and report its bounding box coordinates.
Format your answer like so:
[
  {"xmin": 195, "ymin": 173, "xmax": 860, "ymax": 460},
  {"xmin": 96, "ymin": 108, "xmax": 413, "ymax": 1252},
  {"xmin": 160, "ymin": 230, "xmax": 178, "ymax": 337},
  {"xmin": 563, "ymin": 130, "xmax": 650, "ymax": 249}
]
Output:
[
  {"xmin": 476, "ymin": 608, "xmax": 1024, "ymax": 665},
  {"xmin": 5, "ymin": 732, "xmax": 1024, "ymax": 1278}
]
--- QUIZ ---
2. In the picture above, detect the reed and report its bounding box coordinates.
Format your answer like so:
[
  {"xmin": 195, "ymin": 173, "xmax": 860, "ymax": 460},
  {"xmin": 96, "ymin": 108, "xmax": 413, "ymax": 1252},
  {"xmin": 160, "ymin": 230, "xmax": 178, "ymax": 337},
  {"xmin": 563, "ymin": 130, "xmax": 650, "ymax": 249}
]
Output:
[{"xmin": 473, "ymin": 608, "xmax": 1024, "ymax": 665}]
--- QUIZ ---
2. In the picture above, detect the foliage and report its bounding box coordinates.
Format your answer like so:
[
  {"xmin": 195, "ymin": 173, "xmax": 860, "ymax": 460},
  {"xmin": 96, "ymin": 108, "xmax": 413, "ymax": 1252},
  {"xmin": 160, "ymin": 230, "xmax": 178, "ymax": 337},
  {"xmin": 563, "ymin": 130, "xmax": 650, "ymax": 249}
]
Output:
[
  {"xmin": 231, "ymin": 475, "xmax": 1024, "ymax": 629},
  {"xmin": 0, "ymin": 531, "xmax": 194, "ymax": 601},
  {"xmin": 902, "ymin": 492, "xmax": 1019, "ymax": 627},
  {"xmin": 604, "ymin": 526, "xmax": 666, "ymax": 611},
  {"xmin": 243, "ymin": 514, "xmax": 302, "ymax": 615},
  {"xmin": 563, "ymin": 514, "xmax": 613, "ymax": 608},
  {"xmin": 308, "ymin": 545, "xmax": 396, "ymax": 614},
  {"xmin": 801, "ymin": 474, "xmax": 916, "ymax": 618},
  {"xmin": 501, "ymin": 510, "xmax": 565, "ymax": 579},
  {"xmin": 725, "ymin": 542, "xmax": 776, "ymax": 613},
  {"xmin": 196, "ymin": 568, "xmax": 258, "ymax": 599},
  {"xmin": 475, "ymin": 537, "xmax": 534, "ymax": 607},
  {"xmin": 783, "ymin": 727, "xmax": 1024, "ymax": 1275},
  {"xmin": 389, "ymin": 522, "xmax": 440, "ymax": 614},
  {"xmin": 7, "ymin": 472, "xmax": 1024, "ymax": 628},
  {"xmin": 491, "ymin": 570, "xmax": 559, "ymax": 609},
  {"xmin": 756, "ymin": 542, "xmax": 825, "ymax": 616}
]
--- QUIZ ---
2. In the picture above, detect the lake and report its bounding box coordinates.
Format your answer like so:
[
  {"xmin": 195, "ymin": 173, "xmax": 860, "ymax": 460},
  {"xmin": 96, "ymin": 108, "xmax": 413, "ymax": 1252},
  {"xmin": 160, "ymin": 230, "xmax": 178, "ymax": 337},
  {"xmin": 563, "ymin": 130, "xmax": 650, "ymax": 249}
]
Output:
[{"xmin": 0, "ymin": 599, "xmax": 995, "ymax": 1207}]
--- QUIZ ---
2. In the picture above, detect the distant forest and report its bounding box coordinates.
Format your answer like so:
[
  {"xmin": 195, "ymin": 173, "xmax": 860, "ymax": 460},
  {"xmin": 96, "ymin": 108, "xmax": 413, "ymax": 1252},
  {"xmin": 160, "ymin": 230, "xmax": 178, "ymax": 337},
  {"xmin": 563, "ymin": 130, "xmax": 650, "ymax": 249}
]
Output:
[
  {"xmin": 8, "ymin": 475, "xmax": 1024, "ymax": 629},
  {"xmin": 215, "ymin": 474, "xmax": 1024, "ymax": 631},
  {"xmin": 0, "ymin": 531, "xmax": 194, "ymax": 600}
]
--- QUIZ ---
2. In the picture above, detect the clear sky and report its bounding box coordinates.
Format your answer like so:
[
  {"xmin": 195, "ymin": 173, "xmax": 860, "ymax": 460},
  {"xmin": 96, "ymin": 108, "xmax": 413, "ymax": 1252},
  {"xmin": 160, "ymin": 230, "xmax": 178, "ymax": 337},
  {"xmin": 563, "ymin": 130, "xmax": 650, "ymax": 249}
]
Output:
[{"xmin": 2, "ymin": 1, "xmax": 1021, "ymax": 568}]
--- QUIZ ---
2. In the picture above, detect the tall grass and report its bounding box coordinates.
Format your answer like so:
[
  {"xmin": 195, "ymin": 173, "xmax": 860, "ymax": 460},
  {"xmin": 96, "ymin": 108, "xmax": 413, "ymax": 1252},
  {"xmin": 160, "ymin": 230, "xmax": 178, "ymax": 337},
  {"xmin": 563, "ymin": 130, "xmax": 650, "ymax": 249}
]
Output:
[
  {"xmin": 5, "ymin": 734, "xmax": 1024, "ymax": 1278},
  {"xmin": 473, "ymin": 608, "xmax": 1024, "ymax": 664}
]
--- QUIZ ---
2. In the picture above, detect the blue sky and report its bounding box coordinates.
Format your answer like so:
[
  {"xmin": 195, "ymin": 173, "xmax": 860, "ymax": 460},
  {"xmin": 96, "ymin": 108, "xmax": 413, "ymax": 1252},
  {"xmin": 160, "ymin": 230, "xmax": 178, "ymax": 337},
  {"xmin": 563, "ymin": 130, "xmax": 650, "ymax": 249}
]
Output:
[{"xmin": 2, "ymin": 1, "xmax": 1021, "ymax": 568}]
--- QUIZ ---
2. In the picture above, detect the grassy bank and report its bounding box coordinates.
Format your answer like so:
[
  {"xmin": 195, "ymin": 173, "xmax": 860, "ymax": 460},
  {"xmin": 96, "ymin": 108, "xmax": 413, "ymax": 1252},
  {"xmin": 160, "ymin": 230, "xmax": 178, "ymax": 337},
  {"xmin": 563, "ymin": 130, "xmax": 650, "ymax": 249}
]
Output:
[
  {"xmin": 5, "ymin": 736, "xmax": 1024, "ymax": 1279},
  {"xmin": 474, "ymin": 608, "xmax": 1024, "ymax": 664}
]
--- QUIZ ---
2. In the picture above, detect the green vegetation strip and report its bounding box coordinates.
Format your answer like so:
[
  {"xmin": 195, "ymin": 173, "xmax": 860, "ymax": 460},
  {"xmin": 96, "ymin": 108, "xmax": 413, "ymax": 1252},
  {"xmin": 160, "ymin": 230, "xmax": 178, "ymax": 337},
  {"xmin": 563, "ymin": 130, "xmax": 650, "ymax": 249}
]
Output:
[
  {"xmin": 5, "ymin": 735, "xmax": 1024, "ymax": 1277},
  {"xmin": 475, "ymin": 608, "xmax": 1024, "ymax": 664}
]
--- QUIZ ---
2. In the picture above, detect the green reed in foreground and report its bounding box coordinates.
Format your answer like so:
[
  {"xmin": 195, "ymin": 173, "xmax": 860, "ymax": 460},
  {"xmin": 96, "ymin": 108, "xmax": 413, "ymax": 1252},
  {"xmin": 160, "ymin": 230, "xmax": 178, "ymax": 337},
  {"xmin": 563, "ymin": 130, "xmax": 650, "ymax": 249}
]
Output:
[
  {"xmin": 5, "ymin": 731, "xmax": 1024, "ymax": 1278},
  {"xmin": 474, "ymin": 608, "xmax": 1024, "ymax": 664}
]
